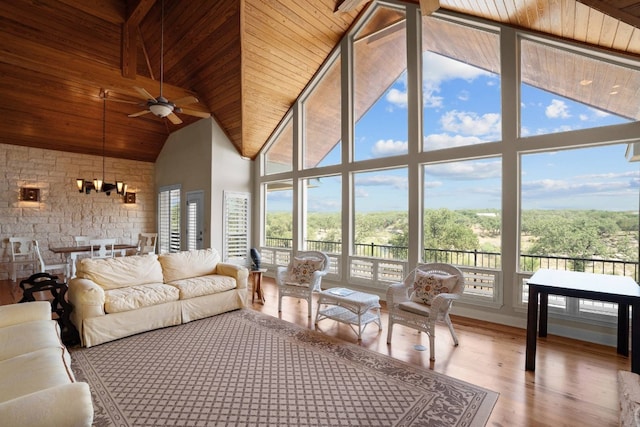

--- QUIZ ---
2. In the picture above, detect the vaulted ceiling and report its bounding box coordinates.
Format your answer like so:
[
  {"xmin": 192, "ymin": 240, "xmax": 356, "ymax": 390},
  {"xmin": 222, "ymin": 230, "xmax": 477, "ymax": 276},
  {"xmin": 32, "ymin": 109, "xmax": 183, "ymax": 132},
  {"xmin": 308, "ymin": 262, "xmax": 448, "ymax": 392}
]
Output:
[{"xmin": 1, "ymin": 0, "xmax": 639, "ymax": 163}]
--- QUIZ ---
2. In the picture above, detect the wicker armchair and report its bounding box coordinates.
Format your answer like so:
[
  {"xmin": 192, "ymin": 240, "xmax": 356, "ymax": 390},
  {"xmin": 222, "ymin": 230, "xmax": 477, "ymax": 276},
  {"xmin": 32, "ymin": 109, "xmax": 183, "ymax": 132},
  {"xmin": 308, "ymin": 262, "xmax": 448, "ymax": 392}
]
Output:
[
  {"xmin": 277, "ymin": 251, "xmax": 330, "ymax": 317},
  {"xmin": 386, "ymin": 262, "xmax": 465, "ymax": 361}
]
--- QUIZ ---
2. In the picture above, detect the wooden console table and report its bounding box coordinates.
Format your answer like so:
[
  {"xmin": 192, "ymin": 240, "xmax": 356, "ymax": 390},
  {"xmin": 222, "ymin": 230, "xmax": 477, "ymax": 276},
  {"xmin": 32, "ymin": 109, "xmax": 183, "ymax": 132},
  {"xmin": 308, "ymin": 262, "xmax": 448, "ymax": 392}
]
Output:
[{"xmin": 526, "ymin": 269, "xmax": 640, "ymax": 374}]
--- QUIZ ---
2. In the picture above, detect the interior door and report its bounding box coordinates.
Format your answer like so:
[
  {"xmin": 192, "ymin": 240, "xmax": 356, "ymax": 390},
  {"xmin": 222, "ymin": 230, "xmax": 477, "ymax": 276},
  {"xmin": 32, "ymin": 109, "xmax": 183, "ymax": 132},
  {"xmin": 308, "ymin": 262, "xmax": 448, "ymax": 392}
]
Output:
[{"xmin": 186, "ymin": 191, "xmax": 204, "ymax": 250}]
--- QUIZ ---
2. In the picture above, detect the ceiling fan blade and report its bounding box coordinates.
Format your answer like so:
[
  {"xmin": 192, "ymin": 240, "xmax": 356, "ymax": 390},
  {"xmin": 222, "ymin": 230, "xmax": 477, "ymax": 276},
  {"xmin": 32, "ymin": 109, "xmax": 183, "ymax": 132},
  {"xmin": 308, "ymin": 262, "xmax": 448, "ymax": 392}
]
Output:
[
  {"xmin": 179, "ymin": 108, "xmax": 211, "ymax": 118},
  {"xmin": 172, "ymin": 96, "xmax": 199, "ymax": 106},
  {"xmin": 128, "ymin": 110, "xmax": 152, "ymax": 118},
  {"xmin": 167, "ymin": 112, "xmax": 183, "ymax": 125},
  {"xmin": 134, "ymin": 86, "xmax": 156, "ymax": 101}
]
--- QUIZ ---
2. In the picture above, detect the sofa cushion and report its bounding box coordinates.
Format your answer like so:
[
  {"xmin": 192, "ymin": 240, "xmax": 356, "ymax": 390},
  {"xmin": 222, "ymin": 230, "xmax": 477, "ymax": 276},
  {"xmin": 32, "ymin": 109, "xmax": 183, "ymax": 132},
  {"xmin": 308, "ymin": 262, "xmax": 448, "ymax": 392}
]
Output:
[
  {"xmin": 158, "ymin": 249, "xmax": 220, "ymax": 283},
  {"xmin": 0, "ymin": 347, "xmax": 75, "ymax": 403},
  {"xmin": 77, "ymin": 254, "xmax": 164, "ymax": 290},
  {"xmin": 0, "ymin": 319, "xmax": 63, "ymax": 362},
  {"xmin": 168, "ymin": 274, "xmax": 237, "ymax": 299},
  {"xmin": 104, "ymin": 283, "xmax": 180, "ymax": 314}
]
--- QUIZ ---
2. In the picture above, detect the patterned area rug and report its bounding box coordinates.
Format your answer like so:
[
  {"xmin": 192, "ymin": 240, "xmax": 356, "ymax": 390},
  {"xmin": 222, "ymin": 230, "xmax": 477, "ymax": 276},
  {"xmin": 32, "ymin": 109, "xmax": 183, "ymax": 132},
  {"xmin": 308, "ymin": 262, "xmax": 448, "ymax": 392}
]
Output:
[{"xmin": 71, "ymin": 309, "xmax": 498, "ymax": 426}]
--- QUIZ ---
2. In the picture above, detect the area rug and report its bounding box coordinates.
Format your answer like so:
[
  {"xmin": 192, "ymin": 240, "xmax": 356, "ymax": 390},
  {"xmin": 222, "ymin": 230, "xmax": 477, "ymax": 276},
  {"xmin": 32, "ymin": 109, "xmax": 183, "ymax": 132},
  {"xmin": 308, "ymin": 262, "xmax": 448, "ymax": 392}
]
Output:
[{"xmin": 70, "ymin": 309, "xmax": 498, "ymax": 426}]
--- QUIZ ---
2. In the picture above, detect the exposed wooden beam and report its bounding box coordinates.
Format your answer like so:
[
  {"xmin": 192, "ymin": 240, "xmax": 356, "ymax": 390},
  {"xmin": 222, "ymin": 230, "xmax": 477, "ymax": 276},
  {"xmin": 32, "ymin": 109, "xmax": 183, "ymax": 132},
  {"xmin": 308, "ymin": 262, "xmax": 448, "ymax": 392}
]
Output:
[
  {"xmin": 2, "ymin": 31, "xmax": 205, "ymax": 110},
  {"xmin": 122, "ymin": 0, "xmax": 156, "ymax": 79}
]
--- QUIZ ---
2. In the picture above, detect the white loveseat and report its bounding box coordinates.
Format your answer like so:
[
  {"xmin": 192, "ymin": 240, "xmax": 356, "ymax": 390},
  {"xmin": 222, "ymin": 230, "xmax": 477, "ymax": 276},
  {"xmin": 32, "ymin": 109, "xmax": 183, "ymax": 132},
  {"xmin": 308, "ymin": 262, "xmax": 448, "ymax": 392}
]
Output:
[
  {"xmin": 0, "ymin": 301, "xmax": 94, "ymax": 426},
  {"xmin": 68, "ymin": 248, "xmax": 248, "ymax": 347}
]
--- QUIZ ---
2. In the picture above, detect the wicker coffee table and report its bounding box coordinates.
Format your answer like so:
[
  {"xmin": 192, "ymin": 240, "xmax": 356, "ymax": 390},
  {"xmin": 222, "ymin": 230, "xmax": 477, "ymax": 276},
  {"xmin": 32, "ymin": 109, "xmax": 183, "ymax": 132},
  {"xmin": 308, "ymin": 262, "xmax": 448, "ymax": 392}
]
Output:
[{"xmin": 315, "ymin": 287, "xmax": 382, "ymax": 340}]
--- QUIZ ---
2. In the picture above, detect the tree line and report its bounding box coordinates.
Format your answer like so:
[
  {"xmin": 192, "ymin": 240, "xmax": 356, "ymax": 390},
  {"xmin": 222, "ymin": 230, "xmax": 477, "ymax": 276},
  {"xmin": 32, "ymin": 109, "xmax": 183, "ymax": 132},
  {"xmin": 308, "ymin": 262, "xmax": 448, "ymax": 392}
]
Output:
[{"xmin": 267, "ymin": 208, "xmax": 639, "ymax": 262}]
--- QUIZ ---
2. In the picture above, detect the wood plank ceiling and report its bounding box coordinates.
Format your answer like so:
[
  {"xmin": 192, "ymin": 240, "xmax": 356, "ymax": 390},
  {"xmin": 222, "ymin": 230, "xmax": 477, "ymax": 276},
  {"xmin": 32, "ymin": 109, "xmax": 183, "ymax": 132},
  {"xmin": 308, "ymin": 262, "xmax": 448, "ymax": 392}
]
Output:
[{"xmin": 0, "ymin": 0, "xmax": 639, "ymax": 163}]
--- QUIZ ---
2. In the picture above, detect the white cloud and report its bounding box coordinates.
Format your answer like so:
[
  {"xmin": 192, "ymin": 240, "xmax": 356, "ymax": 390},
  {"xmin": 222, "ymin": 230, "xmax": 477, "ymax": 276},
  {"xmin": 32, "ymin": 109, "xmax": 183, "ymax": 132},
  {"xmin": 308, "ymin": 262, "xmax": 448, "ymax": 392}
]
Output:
[
  {"xmin": 372, "ymin": 139, "xmax": 408, "ymax": 157},
  {"xmin": 522, "ymin": 176, "xmax": 639, "ymax": 201},
  {"xmin": 440, "ymin": 110, "xmax": 501, "ymax": 136},
  {"xmin": 424, "ymin": 91, "xmax": 444, "ymax": 108},
  {"xmin": 423, "ymin": 51, "xmax": 490, "ymax": 84},
  {"xmin": 423, "ymin": 133, "xmax": 485, "ymax": 150},
  {"xmin": 577, "ymin": 171, "xmax": 639, "ymax": 180},
  {"xmin": 425, "ymin": 160, "xmax": 501, "ymax": 180},
  {"xmin": 355, "ymin": 188, "xmax": 369, "ymax": 198},
  {"xmin": 545, "ymin": 99, "xmax": 571, "ymax": 119},
  {"xmin": 424, "ymin": 180, "xmax": 443, "ymax": 189},
  {"xmin": 590, "ymin": 107, "xmax": 610, "ymax": 118},
  {"xmin": 386, "ymin": 88, "xmax": 407, "ymax": 108},
  {"xmin": 355, "ymin": 174, "xmax": 408, "ymax": 190},
  {"xmin": 457, "ymin": 90, "xmax": 469, "ymax": 101},
  {"xmin": 422, "ymin": 51, "xmax": 491, "ymax": 109}
]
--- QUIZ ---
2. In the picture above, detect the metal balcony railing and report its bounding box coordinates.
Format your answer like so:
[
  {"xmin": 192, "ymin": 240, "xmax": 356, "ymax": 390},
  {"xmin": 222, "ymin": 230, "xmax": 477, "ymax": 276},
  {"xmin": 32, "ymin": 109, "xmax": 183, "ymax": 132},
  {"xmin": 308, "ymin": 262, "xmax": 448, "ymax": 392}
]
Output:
[{"xmin": 264, "ymin": 237, "xmax": 639, "ymax": 280}]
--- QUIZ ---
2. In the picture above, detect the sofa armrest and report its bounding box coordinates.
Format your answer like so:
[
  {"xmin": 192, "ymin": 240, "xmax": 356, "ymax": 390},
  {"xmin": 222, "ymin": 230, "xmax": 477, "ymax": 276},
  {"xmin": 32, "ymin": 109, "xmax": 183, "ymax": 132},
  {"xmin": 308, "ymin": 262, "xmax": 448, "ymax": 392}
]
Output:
[
  {"xmin": 0, "ymin": 382, "xmax": 93, "ymax": 427},
  {"xmin": 0, "ymin": 301, "xmax": 51, "ymax": 328},
  {"xmin": 215, "ymin": 262, "xmax": 249, "ymax": 290},
  {"xmin": 67, "ymin": 278, "xmax": 106, "ymax": 333}
]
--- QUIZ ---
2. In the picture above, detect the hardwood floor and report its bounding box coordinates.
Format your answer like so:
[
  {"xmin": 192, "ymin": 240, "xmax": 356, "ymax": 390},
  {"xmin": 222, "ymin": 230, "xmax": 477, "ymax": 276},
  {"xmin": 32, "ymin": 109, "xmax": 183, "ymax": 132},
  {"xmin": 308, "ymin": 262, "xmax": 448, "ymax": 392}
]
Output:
[{"xmin": 1, "ymin": 275, "xmax": 626, "ymax": 426}]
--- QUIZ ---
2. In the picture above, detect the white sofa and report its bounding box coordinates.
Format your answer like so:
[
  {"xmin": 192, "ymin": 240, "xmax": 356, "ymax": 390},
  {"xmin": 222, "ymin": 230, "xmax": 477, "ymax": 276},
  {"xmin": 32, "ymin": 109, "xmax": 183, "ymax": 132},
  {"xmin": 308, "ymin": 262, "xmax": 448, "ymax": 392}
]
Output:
[
  {"xmin": 0, "ymin": 301, "xmax": 94, "ymax": 426},
  {"xmin": 68, "ymin": 248, "xmax": 248, "ymax": 347}
]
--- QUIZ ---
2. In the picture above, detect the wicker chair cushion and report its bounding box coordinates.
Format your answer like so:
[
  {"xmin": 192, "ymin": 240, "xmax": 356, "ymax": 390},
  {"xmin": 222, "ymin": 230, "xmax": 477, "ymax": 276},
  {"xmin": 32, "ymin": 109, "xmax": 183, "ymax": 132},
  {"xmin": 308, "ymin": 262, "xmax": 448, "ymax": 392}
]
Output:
[
  {"xmin": 410, "ymin": 270, "xmax": 457, "ymax": 305},
  {"xmin": 289, "ymin": 257, "xmax": 324, "ymax": 284}
]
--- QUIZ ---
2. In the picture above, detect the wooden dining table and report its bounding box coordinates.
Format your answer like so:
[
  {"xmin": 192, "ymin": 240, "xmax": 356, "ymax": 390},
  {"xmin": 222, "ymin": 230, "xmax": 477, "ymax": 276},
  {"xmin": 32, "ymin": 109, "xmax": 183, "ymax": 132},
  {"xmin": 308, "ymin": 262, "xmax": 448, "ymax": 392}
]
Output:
[{"xmin": 50, "ymin": 244, "xmax": 138, "ymax": 278}]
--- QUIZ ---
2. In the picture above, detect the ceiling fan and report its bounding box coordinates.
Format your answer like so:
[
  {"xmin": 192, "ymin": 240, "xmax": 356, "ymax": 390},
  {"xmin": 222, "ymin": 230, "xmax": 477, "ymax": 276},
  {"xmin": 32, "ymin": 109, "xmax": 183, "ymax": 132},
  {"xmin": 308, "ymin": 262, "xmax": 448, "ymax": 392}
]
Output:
[{"xmin": 127, "ymin": 0, "xmax": 210, "ymax": 125}]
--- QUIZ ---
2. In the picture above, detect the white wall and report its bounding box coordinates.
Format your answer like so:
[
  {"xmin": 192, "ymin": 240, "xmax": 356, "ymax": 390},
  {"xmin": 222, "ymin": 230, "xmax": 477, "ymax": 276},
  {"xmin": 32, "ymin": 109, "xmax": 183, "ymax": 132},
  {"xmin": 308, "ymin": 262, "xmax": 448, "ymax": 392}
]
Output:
[
  {"xmin": 155, "ymin": 118, "xmax": 252, "ymax": 254},
  {"xmin": 0, "ymin": 143, "xmax": 155, "ymax": 279}
]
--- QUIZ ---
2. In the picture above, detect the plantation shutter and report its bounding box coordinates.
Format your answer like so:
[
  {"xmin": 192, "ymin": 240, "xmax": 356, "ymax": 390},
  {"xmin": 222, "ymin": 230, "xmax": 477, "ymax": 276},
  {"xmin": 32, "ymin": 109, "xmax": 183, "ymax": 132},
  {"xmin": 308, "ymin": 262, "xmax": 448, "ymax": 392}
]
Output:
[
  {"xmin": 223, "ymin": 191, "xmax": 250, "ymax": 265},
  {"xmin": 186, "ymin": 201, "xmax": 198, "ymax": 250},
  {"xmin": 158, "ymin": 186, "xmax": 181, "ymax": 253}
]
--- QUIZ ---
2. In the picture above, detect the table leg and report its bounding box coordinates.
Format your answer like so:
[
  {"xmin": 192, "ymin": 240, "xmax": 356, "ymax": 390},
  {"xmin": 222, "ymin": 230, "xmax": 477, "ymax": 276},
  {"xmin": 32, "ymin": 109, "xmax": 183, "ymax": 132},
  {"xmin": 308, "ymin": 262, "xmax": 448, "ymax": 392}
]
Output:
[
  {"xmin": 632, "ymin": 302, "xmax": 640, "ymax": 374},
  {"xmin": 525, "ymin": 285, "xmax": 539, "ymax": 371},
  {"xmin": 539, "ymin": 292, "xmax": 548, "ymax": 337},
  {"xmin": 255, "ymin": 272, "xmax": 264, "ymax": 303},
  {"xmin": 618, "ymin": 303, "xmax": 629, "ymax": 356},
  {"xmin": 251, "ymin": 271, "xmax": 264, "ymax": 304}
]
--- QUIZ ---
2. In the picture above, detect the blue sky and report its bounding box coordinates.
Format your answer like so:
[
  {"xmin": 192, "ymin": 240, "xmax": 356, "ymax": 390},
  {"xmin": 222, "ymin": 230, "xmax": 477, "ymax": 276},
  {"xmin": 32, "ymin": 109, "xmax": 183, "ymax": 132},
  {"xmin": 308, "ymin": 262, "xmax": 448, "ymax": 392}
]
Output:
[{"xmin": 268, "ymin": 51, "xmax": 639, "ymax": 213}]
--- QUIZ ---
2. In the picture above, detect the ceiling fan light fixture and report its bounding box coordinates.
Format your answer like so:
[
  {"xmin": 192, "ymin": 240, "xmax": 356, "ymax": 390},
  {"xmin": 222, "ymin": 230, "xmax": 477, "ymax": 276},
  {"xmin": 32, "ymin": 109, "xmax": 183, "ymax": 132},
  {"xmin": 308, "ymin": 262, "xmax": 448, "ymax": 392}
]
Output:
[{"xmin": 149, "ymin": 103, "xmax": 173, "ymax": 118}]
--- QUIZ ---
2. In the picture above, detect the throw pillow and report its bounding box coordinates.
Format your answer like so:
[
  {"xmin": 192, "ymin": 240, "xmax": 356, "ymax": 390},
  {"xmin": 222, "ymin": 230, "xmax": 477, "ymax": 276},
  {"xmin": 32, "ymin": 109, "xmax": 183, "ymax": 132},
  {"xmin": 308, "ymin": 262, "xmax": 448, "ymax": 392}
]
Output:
[
  {"xmin": 290, "ymin": 257, "xmax": 324, "ymax": 284},
  {"xmin": 410, "ymin": 270, "xmax": 457, "ymax": 305}
]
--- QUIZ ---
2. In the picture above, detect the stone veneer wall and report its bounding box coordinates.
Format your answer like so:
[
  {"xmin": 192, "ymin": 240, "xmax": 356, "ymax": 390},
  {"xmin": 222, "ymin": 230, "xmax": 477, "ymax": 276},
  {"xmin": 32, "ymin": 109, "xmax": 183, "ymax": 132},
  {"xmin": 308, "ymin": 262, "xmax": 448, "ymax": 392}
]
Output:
[{"xmin": 0, "ymin": 143, "xmax": 156, "ymax": 280}]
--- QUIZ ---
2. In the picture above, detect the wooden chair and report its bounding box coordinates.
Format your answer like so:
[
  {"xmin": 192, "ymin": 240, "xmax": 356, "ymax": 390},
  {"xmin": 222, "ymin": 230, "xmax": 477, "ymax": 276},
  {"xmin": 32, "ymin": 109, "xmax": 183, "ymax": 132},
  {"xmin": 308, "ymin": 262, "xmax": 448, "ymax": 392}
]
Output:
[
  {"xmin": 137, "ymin": 233, "xmax": 157, "ymax": 255},
  {"xmin": 9, "ymin": 238, "xmax": 67, "ymax": 281},
  {"xmin": 74, "ymin": 236, "xmax": 96, "ymax": 246},
  {"xmin": 9, "ymin": 237, "xmax": 39, "ymax": 282},
  {"xmin": 34, "ymin": 241, "xmax": 69, "ymax": 281},
  {"xmin": 89, "ymin": 238, "xmax": 116, "ymax": 259},
  {"xmin": 386, "ymin": 262, "xmax": 465, "ymax": 361},
  {"xmin": 276, "ymin": 251, "xmax": 331, "ymax": 317}
]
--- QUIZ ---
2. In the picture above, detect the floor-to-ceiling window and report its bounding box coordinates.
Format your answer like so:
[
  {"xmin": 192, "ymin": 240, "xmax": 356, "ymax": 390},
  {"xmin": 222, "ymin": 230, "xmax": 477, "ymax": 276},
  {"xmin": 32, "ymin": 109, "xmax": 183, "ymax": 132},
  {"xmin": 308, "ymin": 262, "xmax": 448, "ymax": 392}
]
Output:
[{"xmin": 256, "ymin": 0, "xmax": 640, "ymax": 331}]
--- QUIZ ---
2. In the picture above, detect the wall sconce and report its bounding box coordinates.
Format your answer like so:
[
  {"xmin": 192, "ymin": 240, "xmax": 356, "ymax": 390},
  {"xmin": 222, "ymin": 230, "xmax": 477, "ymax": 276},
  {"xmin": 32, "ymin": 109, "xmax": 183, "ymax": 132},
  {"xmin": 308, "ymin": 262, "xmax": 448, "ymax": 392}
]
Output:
[
  {"xmin": 124, "ymin": 192, "xmax": 136, "ymax": 204},
  {"xmin": 20, "ymin": 187, "xmax": 40, "ymax": 202}
]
